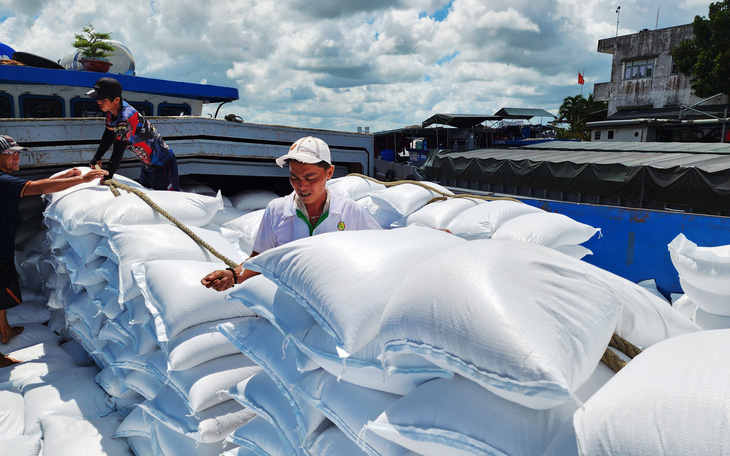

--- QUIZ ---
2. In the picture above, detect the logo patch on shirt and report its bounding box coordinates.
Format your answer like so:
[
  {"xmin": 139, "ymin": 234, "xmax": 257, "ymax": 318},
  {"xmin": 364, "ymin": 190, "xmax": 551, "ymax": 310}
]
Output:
[{"xmin": 337, "ymin": 221, "xmax": 345, "ymax": 231}]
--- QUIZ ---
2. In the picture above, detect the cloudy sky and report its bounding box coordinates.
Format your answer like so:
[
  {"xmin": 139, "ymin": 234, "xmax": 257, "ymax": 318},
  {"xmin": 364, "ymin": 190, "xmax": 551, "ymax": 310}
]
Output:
[{"xmin": 0, "ymin": 0, "xmax": 713, "ymax": 133}]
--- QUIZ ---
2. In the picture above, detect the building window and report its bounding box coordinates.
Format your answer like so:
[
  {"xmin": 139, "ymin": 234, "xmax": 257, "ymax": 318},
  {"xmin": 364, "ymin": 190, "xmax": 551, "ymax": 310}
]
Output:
[
  {"xmin": 623, "ymin": 59, "xmax": 654, "ymax": 79},
  {"xmin": 19, "ymin": 95, "xmax": 64, "ymax": 118},
  {"xmin": 71, "ymin": 99, "xmax": 103, "ymax": 118},
  {"xmin": 0, "ymin": 94, "xmax": 12, "ymax": 118},
  {"xmin": 594, "ymin": 131, "xmax": 601, "ymax": 140},
  {"xmin": 607, "ymin": 130, "xmax": 614, "ymax": 139},
  {"xmin": 159, "ymin": 103, "xmax": 191, "ymax": 117},
  {"xmin": 128, "ymin": 102, "xmax": 154, "ymax": 116}
]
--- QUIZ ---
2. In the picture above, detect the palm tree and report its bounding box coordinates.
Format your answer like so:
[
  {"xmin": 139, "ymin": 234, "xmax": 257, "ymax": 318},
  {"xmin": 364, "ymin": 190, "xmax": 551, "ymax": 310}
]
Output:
[{"xmin": 558, "ymin": 95, "xmax": 590, "ymax": 132}]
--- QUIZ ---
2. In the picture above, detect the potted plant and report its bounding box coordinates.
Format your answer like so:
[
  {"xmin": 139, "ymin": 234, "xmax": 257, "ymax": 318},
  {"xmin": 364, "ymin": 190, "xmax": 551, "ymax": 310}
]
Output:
[{"xmin": 72, "ymin": 24, "xmax": 115, "ymax": 73}]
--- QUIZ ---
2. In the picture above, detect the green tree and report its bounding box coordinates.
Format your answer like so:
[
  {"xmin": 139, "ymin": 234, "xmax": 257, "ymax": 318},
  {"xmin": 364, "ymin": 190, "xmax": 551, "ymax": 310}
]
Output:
[
  {"xmin": 556, "ymin": 94, "xmax": 607, "ymax": 140},
  {"xmin": 672, "ymin": 0, "xmax": 730, "ymax": 97}
]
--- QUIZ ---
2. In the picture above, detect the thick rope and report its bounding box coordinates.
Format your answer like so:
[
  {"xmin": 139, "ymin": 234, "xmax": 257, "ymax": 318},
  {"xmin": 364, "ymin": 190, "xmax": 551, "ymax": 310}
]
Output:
[
  {"xmin": 602, "ymin": 334, "xmax": 642, "ymax": 373},
  {"xmin": 349, "ymin": 173, "xmax": 522, "ymax": 204},
  {"xmin": 102, "ymin": 179, "xmax": 239, "ymax": 268}
]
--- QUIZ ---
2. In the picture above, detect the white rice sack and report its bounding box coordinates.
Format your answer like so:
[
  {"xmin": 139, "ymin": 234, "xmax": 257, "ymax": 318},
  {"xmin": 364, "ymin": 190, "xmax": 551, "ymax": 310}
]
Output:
[
  {"xmin": 220, "ymin": 209, "xmax": 265, "ymax": 256},
  {"xmin": 6, "ymin": 300, "xmax": 51, "ymax": 326},
  {"xmin": 98, "ymin": 319, "xmax": 133, "ymax": 347},
  {"xmin": 245, "ymin": 226, "xmax": 465, "ymax": 356},
  {"xmin": 118, "ymin": 369, "xmax": 164, "ymax": 401},
  {"xmin": 43, "ymin": 167, "xmax": 143, "ymax": 205},
  {"xmin": 61, "ymin": 231, "xmax": 104, "ymax": 262},
  {"xmin": 553, "ymin": 243, "xmax": 593, "ymax": 260},
  {"xmin": 400, "ymin": 197, "xmax": 482, "ymax": 229},
  {"xmin": 0, "ymin": 435, "xmax": 41, "ymax": 456},
  {"xmin": 575, "ymin": 330, "xmax": 730, "ymax": 455},
  {"xmin": 446, "ymin": 199, "xmax": 543, "ymax": 239},
  {"xmin": 679, "ymin": 276, "xmax": 730, "ymax": 316},
  {"xmin": 327, "ymin": 175, "xmax": 386, "ymax": 201},
  {"xmin": 106, "ymin": 225, "xmax": 244, "ymax": 304},
  {"xmin": 378, "ymin": 239, "xmax": 697, "ymax": 410},
  {"xmin": 146, "ymin": 351, "xmax": 261, "ymax": 414},
  {"xmin": 693, "ymin": 306, "xmax": 730, "ymax": 329},
  {"xmin": 669, "ymin": 233, "xmax": 730, "ymax": 295},
  {"xmin": 227, "ymin": 416, "xmax": 297, "ymax": 456},
  {"xmin": 357, "ymin": 195, "xmax": 404, "ymax": 228},
  {"xmin": 43, "ymin": 187, "xmax": 118, "ymax": 236},
  {"xmin": 491, "ymin": 211, "xmax": 600, "ymax": 248},
  {"xmin": 95, "ymin": 365, "xmax": 135, "ymax": 399},
  {"xmin": 228, "ymin": 370, "xmax": 310, "ymax": 454},
  {"xmin": 151, "ymin": 421, "xmax": 238, "ymax": 456},
  {"xmin": 306, "ymin": 425, "xmax": 371, "ymax": 456},
  {"xmin": 229, "ymin": 189, "xmax": 280, "ymax": 212},
  {"xmin": 21, "ymin": 366, "xmax": 115, "ymax": 435},
  {"xmin": 164, "ymin": 318, "xmax": 248, "ymax": 371},
  {"xmin": 40, "ymin": 413, "xmax": 132, "ymax": 456},
  {"xmin": 369, "ymin": 182, "xmax": 453, "ymax": 219},
  {"xmin": 0, "ymin": 342, "xmax": 77, "ymax": 383},
  {"xmin": 227, "ymin": 274, "xmax": 316, "ymax": 337},
  {"xmin": 671, "ymin": 294, "xmax": 697, "ymax": 321},
  {"xmin": 218, "ymin": 318, "xmax": 327, "ymax": 439},
  {"xmin": 65, "ymin": 293, "xmax": 104, "ymax": 339},
  {"xmin": 58, "ymin": 249, "xmax": 107, "ymax": 287},
  {"xmin": 289, "ymin": 324, "xmax": 452, "ymax": 395},
  {"xmin": 0, "ymin": 323, "xmax": 58, "ymax": 354},
  {"xmin": 291, "ymin": 369, "xmax": 412, "ymax": 456},
  {"xmin": 132, "ymin": 259, "xmax": 256, "ymax": 344},
  {"xmin": 60, "ymin": 339, "xmax": 94, "ymax": 367},
  {"xmin": 126, "ymin": 436, "xmax": 154, "ymax": 456},
  {"xmin": 114, "ymin": 406, "xmax": 152, "ymax": 438},
  {"xmin": 0, "ymin": 389, "xmax": 25, "ymax": 435},
  {"xmin": 76, "ymin": 190, "xmax": 224, "ymax": 236},
  {"xmin": 207, "ymin": 205, "xmax": 249, "ymax": 228},
  {"xmin": 365, "ymin": 362, "xmax": 615, "ymax": 456},
  {"xmin": 182, "ymin": 183, "xmax": 216, "ymax": 196},
  {"xmin": 139, "ymin": 387, "xmax": 256, "ymax": 443}
]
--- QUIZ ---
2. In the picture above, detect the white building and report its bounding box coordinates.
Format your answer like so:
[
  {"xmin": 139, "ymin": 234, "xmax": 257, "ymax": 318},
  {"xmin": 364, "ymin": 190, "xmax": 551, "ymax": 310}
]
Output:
[{"xmin": 590, "ymin": 24, "xmax": 728, "ymax": 142}]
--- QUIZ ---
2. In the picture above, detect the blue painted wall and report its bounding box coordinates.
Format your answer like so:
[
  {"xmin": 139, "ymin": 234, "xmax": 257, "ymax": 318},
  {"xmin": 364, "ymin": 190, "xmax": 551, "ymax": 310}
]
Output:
[{"xmin": 520, "ymin": 199, "xmax": 730, "ymax": 298}]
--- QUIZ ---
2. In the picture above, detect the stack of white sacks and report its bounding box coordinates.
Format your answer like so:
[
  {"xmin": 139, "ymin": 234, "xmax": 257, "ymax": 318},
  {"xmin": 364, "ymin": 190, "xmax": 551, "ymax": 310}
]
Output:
[
  {"xmin": 668, "ymin": 233, "xmax": 730, "ymax": 330},
  {"xmin": 0, "ymin": 172, "xmax": 715, "ymax": 456}
]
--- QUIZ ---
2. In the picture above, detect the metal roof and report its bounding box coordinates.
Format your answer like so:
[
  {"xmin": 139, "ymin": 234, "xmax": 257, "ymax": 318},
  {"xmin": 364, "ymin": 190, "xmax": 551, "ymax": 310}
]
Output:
[
  {"xmin": 440, "ymin": 144, "xmax": 730, "ymax": 173},
  {"xmin": 421, "ymin": 114, "xmax": 502, "ymax": 128},
  {"xmin": 493, "ymin": 107, "xmax": 556, "ymax": 119},
  {"xmin": 524, "ymin": 140, "xmax": 730, "ymax": 154}
]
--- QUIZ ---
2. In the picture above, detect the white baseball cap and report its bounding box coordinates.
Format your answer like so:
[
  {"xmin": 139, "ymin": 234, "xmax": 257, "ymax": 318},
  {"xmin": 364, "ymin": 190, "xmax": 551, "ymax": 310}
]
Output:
[{"xmin": 276, "ymin": 136, "xmax": 331, "ymax": 167}]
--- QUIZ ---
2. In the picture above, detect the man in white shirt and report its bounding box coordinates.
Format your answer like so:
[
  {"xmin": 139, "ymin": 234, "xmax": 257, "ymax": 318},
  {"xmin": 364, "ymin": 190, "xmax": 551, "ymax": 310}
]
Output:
[{"xmin": 201, "ymin": 136, "xmax": 381, "ymax": 291}]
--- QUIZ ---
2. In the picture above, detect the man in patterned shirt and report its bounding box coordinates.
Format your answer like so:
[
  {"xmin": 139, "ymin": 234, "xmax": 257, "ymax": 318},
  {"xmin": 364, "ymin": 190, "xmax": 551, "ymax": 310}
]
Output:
[{"xmin": 87, "ymin": 77, "xmax": 180, "ymax": 191}]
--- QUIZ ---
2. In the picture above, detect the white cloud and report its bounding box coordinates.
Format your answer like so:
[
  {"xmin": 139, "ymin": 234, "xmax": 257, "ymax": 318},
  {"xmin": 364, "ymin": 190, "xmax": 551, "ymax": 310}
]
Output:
[{"xmin": 0, "ymin": 0, "xmax": 714, "ymax": 132}]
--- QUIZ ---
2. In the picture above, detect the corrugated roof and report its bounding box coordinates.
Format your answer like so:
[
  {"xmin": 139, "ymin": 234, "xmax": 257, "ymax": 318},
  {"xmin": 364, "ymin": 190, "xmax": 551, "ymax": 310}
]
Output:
[
  {"xmin": 493, "ymin": 108, "xmax": 556, "ymax": 119},
  {"xmin": 421, "ymin": 114, "xmax": 502, "ymax": 128}
]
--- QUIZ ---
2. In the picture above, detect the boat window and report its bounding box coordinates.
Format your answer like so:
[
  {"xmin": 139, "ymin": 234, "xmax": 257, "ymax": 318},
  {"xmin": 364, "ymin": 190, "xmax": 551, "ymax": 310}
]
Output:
[
  {"xmin": 607, "ymin": 130, "xmax": 614, "ymax": 139},
  {"xmin": 0, "ymin": 93, "xmax": 12, "ymax": 118},
  {"xmin": 159, "ymin": 103, "xmax": 191, "ymax": 117},
  {"xmin": 594, "ymin": 131, "xmax": 601, "ymax": 140},
  {"xmin": 128, "ymin": 102, "xmax": 153, "ymax": 116},
  {"xmin": 71, "ymin": 99, "xmax": 103, "ymax": 118},
  {"xmin": 19, "ymin": 95, "xmax": 64, "ymax": 118},
  {"xmin": 623, "ymin": 58, "xmax": 655, "ymax": 80}
]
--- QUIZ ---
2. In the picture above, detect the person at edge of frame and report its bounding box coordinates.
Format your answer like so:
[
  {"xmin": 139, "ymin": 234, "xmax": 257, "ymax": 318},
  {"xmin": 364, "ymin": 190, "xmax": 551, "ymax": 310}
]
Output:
[{"xmin": 0, "ymin": 135, "xmax": 107, "ymax": 367}]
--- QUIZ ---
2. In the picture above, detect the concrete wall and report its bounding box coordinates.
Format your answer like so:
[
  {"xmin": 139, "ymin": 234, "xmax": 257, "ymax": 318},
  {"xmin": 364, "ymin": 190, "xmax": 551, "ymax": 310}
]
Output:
[{"xmin": 594, "ymin": 25, "xmax": 702, "ymax": 116}]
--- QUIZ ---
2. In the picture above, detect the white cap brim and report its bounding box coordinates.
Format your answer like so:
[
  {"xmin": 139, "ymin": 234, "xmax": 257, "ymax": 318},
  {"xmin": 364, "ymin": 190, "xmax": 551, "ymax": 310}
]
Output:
[{"xmin": 275, "ymin": 153, "xmax": 327, "ymax": 167}]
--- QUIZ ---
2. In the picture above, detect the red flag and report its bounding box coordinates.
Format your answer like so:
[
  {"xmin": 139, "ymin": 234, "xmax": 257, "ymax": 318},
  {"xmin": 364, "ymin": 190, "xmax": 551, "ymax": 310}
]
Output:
[{"xmin": 578, "ymin": 72, "xmax": 585, "ymax": 85}]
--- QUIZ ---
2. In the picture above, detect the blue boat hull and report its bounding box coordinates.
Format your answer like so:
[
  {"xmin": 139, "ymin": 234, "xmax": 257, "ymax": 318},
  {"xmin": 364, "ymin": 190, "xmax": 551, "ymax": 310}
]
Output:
[{"xmin": 521, "ymin": 198, "xmax": 730, "ymax": 298}]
